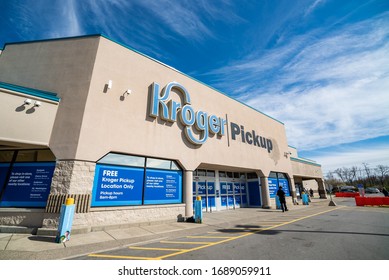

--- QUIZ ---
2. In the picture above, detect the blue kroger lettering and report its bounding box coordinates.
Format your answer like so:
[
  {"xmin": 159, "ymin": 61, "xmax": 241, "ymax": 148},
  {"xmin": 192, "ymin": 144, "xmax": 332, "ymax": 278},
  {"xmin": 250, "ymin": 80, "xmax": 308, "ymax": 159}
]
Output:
[{"xmin": 149, "ymin": 82, "xmax": 226, "ymax": 145}]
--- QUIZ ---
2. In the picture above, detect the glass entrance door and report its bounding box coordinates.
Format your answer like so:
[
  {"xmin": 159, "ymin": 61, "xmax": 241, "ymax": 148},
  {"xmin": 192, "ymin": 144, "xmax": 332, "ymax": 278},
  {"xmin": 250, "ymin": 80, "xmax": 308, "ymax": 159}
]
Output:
[{"xmin": 193, "ymin": 177, "xmax": 216, "ymax": 212}]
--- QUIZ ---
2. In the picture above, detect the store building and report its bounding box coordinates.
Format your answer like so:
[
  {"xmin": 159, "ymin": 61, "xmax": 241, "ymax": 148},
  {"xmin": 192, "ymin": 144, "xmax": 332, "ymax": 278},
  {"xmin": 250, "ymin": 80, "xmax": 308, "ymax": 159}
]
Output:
[{"xmin": 0, "ymin": 35, "xmax": 326, "ymax": 233}]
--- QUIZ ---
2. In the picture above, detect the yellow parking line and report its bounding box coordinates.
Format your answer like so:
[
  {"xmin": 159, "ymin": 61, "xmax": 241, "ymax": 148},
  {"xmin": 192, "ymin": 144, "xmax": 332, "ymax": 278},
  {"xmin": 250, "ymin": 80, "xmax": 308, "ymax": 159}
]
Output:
[
  {"xmin": 186, "ymin": 235, "xmax": 233, "ymax": 239},
  {"xmin": 88, "ymin": 254, "xmax": 154, "ymax": 260},
  {"xmin": 160, "ymin": 240, "xmax": 212, "ymax": 245},
  {"xmin": 156, "ymin": 206, "xmax": 345, "ymax": 260},
  {"xmin": 90, "ymin": 206, "xmax": 345, "ymax": 260},
  {"xmin": 128, "ymin": 246, "xmax": 185, "ymax": 252}
]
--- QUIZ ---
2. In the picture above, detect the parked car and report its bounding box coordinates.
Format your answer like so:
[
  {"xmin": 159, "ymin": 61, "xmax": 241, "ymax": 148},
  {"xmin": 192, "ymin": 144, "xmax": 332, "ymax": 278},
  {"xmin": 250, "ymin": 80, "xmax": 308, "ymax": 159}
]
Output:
[
  {"xmin": 365, "ymin": 187, "xmax": 380, "ymax": 194},
  {"xmin": 339, "ymin": 186, "xmax": 357, "ymax": 193}
]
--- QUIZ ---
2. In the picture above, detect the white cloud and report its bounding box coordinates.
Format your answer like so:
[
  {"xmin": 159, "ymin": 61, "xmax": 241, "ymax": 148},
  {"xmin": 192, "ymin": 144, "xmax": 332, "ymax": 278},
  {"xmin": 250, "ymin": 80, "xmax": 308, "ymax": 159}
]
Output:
[
  {"xmin": 304, "ymin": 0, "xmax": 326, "ymax": 17},
  {"xmin": 205, "ymin": 12, "xmax": 389, "ymax": 152},
  {"xmin": 312, "ymin": 144, "xmax": 389, "ymax": 175}
]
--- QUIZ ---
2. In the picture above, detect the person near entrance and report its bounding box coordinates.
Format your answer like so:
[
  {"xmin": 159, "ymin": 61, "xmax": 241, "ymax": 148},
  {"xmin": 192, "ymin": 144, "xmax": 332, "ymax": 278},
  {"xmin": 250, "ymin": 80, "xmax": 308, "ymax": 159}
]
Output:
[{"xmin": 276, "ymin": 186, "xmax": 288, "ymax": 212}]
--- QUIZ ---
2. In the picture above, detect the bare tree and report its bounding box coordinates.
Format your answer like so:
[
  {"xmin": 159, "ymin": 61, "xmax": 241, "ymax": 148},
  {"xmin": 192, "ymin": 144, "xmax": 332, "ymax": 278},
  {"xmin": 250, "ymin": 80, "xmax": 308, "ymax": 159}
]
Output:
[
  {"xmin": 375, "ymin": 165, "xmax": 389, "ymax": 188},
  {"xmin": 334, "ymin": 167, "xmax": 357, "ymax": 185},
  {"xmin": 362, "ymin": 163, "xmax": 374, "ymax": 187}
]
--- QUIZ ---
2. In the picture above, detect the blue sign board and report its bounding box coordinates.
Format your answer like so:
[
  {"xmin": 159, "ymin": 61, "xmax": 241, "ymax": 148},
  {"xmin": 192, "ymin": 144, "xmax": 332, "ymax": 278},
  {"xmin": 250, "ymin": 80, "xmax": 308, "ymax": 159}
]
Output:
[
  {"xmin": 0, "ymin": 162, "xmax": 55, "ymax": 207},
  {"xmin": 220, "ymin": 182, "xmax": 228, "ymax": 195},
  {"xmin": 269, "ymin": 177, "xmax": 290, "ymax": 198},
  {"xmin": 196, "ymin": 182, "xmax": 207, "ymax": 195},
  {"xmin": 207, "ymin": 182, "xmax": 215, "ymax": 195},
  {"xmin": 268, "ymin": 178, "xmax": 278, "ymax": 198},
  {"xmin": 227, "ymin": 183, "xmax": 233, "ymax": 194},
  {"xmin": 92, "ymin": 164, "xmax": 144, "ymax": 206},
  {"xmin": 144, "ymin": 169, "xmax": 182, "ymax": 204},
  {"xmin": 234, "ymin": 183, "xmax": 240, "ymax": 194},
  {"xmin": 278, "ymin": 178, "xmax": 290, "ymax": 196}
]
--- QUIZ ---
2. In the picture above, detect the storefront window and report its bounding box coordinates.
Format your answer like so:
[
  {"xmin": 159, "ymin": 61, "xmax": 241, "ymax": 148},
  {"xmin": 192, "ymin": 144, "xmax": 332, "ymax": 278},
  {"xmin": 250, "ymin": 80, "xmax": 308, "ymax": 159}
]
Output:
[
  {"xmin": 146, "ymin": 158, "xmax": 172, "ymax": 169},
  {"xmin": 15, "ymin": 150, "xmax": 55, "ymax": 162},
  {"xmin": 98, "ymin": 153, "xmax": 145, "ymax": 167},
  {"xmin": 0, "ymin": 151, "xmax": 14, "ymax": 162},
  {"xmin": 0, "ymin": 149, "xmax": 56, "ymax": 208},
  {"xmin": 91, "ymin": 153, "xmax": 182, "ymax": 207},
  {"xmin": 269, "ymin": 172, "xmax": 277, "ymax": 178}
]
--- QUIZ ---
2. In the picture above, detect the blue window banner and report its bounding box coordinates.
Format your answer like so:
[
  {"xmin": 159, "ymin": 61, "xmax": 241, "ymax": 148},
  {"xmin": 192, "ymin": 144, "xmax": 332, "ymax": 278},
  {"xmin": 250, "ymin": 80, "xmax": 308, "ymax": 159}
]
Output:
[
  {"xmin": 207, "ymin": 182, "xmax": 215, "ymax": 195},
  {"xmin": 235, "ymin": 195, "xmax": 241, "ymax": 205},
  {"xmin": 196, "ymin": 182, "xmax": 206, "ymax": 195},
  {"xmin": 91, "ymin": 164, "xmax": 144, "ymax": 206},
  {"xmin": 220, "ymin": 182, "xmax": 228, "ymax": 195},
  {"xmin": 192, "ymin": 182, "xmax": 196, "ymax": 195},
  {"xmin": 233, "ymin": 183, "xmax": 240, "ymax": 194},
  {"xmin": 0, "ymin": 162, "xmax": 55, "ymax": 207},
  {"xmin": 207, "ymin": 196, "xmax": 215, "ymax": 207},
  {"xmin": 278, "ymin": 178, "xmax": 290, "ymax": 196},
  {"xmin": 0, "ymin": 163, "xmax": 10, "ymax": 195},
  {"xmin": 144, "ymin": 169, "xmax": 182, "ymax": 205},
  {"xmin": 248, "ymin": 181, "xmax": 261, "ymax": 206},
  {"xmin": 227, "ymin": 183, "xmax": 233, "ymax": 194},
  {"xmin": 268, "ymin": 177, "xmax": 278, "ymax": 198},
  {"xmin": 240, "ymin": 182, "xmax": 247, "ymax": 194},
  {"xmin": 228, "ymin": 195, "xmax": 234, "ymax": 206},
  {"xmin": 221, "ymin": 196, "xmax": 227, "ymax": 206},
  {"xmin": 269, "ymin": 177, "xmax": 290, "ymax": 198},
  {"xmin": 242, "ymin": 194, "xmax": 247, "ymax": 204},
  {"xmin": 200, "ymin": 196, "xmax": 207, "ymax": 209}
]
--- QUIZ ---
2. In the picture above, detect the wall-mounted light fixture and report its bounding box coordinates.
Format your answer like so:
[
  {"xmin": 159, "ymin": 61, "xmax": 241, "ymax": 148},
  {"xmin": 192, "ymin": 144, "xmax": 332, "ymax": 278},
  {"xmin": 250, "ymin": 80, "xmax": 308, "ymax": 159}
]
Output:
[
  {"xmin": 24, "ymin": 99, "xmax": 32, "ymax": 105},
  {"xmin": 125, "ymin": 89, "xmax": 132, "ymax": 95},
  {"xmin": 34, "ymin": 101, "xmax": 42, "ymax": 107},
  {"xmin": 284, "ymin": 152, "xmax": 292, "ymax": 157},
  {"xmin": 107, "ymin": 80, "xmax": 113, "ymax": 89}
]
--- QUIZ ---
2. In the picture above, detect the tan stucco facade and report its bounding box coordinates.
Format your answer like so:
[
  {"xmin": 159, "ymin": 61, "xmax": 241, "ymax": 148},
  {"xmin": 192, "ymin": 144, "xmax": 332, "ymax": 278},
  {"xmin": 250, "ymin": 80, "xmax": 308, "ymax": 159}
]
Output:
[{"xmin": 0, "ymin": 35, "xmax": 326, "ymax": 232}]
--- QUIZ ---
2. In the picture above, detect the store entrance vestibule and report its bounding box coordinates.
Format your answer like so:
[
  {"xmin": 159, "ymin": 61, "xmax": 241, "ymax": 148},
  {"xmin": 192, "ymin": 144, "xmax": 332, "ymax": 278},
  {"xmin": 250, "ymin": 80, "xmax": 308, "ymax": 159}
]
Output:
[{"xmin": 193, "ymin": 169, "xmax": 255, "ymax": 212}]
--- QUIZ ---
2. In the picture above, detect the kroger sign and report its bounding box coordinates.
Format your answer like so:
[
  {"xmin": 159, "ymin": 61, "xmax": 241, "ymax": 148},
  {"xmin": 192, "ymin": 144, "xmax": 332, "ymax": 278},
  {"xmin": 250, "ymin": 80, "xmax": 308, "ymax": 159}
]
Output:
[
  {"xmin": 149, "ymin": 82, "xmax": 273, "ymax": 153},
  {"xmin": 149, "ymin": 82, "xmax": 227, "ymax": 145}
]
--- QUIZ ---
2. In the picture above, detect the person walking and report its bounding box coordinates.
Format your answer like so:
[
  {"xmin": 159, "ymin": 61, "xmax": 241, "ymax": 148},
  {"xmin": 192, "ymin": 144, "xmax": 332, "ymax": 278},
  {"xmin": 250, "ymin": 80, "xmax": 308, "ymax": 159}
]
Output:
[{"xmin": 276, "ymin": 186, "xmax": 288, "ymax": 212}]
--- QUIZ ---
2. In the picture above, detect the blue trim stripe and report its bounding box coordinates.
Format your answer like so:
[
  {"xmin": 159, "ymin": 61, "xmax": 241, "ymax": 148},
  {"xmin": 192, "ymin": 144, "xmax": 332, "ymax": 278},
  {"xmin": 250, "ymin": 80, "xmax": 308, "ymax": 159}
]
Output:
[
  {"xmin": 290, "ymin": 157, "xmax": 321, "ymax": 167},
  {"xmin": 0, "ymin": 81, "xmax": 60, "ymax": 102}
]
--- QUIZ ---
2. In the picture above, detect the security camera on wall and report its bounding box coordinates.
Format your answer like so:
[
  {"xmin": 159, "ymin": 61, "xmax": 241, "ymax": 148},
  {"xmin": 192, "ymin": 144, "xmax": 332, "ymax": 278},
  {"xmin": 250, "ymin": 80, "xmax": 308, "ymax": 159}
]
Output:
[
  {"xmin": 24, "ymin": 99, "xmax": 32, "ymax": 105},
  {"xmin": 34, "ymin": 101, "xmax": 42, "ymax": 107}
]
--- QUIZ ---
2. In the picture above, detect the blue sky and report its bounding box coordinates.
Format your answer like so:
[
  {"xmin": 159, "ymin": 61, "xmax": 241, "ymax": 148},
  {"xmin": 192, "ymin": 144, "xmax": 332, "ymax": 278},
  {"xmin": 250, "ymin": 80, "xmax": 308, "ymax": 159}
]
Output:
[{"xmin": 1, "ymin": 0, "xmax": 388, "ymax": 175}]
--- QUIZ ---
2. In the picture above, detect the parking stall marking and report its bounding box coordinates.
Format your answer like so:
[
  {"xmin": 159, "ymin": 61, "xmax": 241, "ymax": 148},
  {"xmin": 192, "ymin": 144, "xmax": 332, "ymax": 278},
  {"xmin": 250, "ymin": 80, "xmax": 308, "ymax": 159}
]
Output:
[
  {"xmin": 185, "ymin": 235, "xmax": 235, "ymax": 239},
  {"xmin": 86, "ymin": 206, "xmax": 346, "ymax": 260},
  {"xmin": 128, "ymin": 246, "xmax": 185, "ymax": 252}
]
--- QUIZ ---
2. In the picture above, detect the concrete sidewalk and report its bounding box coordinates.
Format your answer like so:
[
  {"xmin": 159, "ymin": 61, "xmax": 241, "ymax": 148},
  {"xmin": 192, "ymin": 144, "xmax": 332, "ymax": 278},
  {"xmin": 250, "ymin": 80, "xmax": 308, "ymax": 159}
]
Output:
[{"xmin": 0, "ymin": 199, "xmax": 330, "ymax": 260}]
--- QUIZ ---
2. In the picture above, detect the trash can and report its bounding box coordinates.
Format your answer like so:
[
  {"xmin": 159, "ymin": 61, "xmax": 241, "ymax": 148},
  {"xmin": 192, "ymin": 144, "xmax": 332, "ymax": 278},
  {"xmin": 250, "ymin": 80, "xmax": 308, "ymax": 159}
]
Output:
[
  {"xmin": 275, "ymin": 196, "xmax": 281, "ymax": 209},
  {"xmin": 302, "ymin": 193, "xmax": 309, "ymax": 205}
]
